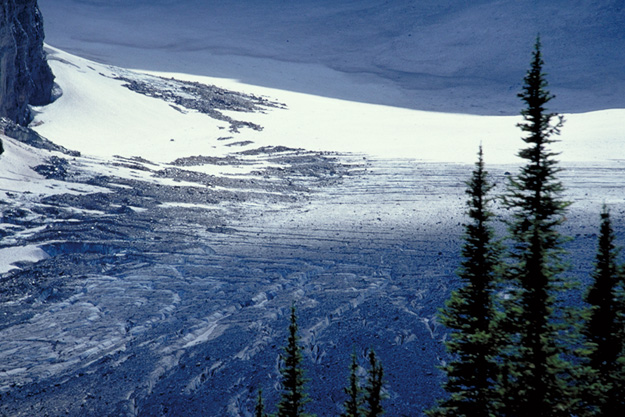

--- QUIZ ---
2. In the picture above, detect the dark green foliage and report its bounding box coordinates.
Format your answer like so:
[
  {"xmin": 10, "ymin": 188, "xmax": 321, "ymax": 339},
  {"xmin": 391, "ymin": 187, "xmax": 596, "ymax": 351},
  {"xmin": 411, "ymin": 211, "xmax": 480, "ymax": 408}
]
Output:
[
  {"xmin": 362, "ymin": 350, "xmax": 385, "ymax": 417},
  {"xmin": 585, "ymin": 207, "xmax": 621, "ymax": 368},
  {"xmin": 341, "ymin": 353, "xmax": 363, "ymax": 417},
  {"xmin": 259, "ymin": 310, "xmax": 389, "ymax": 417},
  {"xmin": 427, "ymin": 37, "xmax": 625, "ymax": 417},
  {"xmin": 255, "ymin": 389, "xmax": 267, "ymax": 417},
  {"xmin": 581, "ymin": 207, "xmax": 625, "ymax": 415},
  {"xmin": 276, "ymin": 304, "xmax": 314, "ymax": 417},
  {"xmin": 499, "ymin": 36, "xmax": 575, "ymax": 417},
  {"xmin": 427, "ymin": 146, "xmax": 501, "ymax": 417}
]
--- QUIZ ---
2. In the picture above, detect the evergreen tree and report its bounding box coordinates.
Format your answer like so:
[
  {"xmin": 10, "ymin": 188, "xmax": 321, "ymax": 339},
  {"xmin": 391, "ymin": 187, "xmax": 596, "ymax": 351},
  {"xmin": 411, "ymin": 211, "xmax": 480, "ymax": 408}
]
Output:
[
  {"xmin": 276, "ymin": 304, "xmax": 314, "ymax": 417},
  {"xmin": 362, "ymin": 350, "xmax": 385, "ymax": 417},
  {"xmin": 341, "ymin": 352, "xmax": 363, "ymax": 417},
  {"xmin": 255, "ymin": 388, "xmax": 267, "ymax": 417},
  {"xmin": 427, "ymin": 146, "xmax": 501, "ymax": 417},
  {"xmin": 582, "ymin": 206, "xmax": 625, "ymax": 415},
  {"xmin": 499, "ymin": 36, "xmax": 574, "ymax": 417}
]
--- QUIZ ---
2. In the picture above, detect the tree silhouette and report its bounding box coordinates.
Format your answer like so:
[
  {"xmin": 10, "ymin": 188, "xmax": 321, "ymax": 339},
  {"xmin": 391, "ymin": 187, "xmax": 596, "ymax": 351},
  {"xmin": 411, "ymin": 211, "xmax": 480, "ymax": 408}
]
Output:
[
  {"xmin": 362, "ymin": 350, "xmax": 385, "ymax": 417},
  {"xmin": 499, "ymin": 36, "xmax": 574, "ymax": 417},
  {"xmin": 427, "ymin": 146, "xmax": 501, "ymax": 417},
  {"xmin": 581, "ymin": 206, "xmax": 625, "ymax": 415},
  {"xmin": 341, "ymin": 352, "xmax": 363, "ymax": 417},
  {"xmin": 276, "ymin": 304, "xmax": 314, "ymax": 417},
  {"xmin": 255, "ymin": 388, "xmax": 267, "ymax": 417}
]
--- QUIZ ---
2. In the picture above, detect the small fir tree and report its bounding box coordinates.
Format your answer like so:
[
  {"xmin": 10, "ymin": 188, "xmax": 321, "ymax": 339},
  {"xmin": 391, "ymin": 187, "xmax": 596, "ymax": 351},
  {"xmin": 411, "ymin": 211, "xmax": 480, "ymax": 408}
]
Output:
[
  {"xmin": 362, "ymin": 350, "xmax": 385, "ymax": 417},
  {"xmin": 427, "ymin": 146, "xmax": 501, "ymax": 417},
  {"xmin": 255, "ymin": 388, "xmax": 267, "ymax": 417},
  {"xmin": 276, "ymin": 304, "xmax": 314, "ymax": 417},
  {"xmin": 499, "ymin": 36, "xmax": 575, "ymax": 417},
  {"xmin": 582, "ymin": 206, "xmax": 625, "ymax": 415},
  {"xmin": 341, "ymin": 352, "xmax": 363, "ymax": 417}
]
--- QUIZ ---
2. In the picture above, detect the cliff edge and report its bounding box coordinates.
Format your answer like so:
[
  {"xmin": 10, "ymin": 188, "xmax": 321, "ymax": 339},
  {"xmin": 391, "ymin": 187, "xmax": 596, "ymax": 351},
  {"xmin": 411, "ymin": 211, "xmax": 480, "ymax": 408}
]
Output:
[{"xmin": 0, "ymin": 0, "xmax": 54, "ymax": 125}]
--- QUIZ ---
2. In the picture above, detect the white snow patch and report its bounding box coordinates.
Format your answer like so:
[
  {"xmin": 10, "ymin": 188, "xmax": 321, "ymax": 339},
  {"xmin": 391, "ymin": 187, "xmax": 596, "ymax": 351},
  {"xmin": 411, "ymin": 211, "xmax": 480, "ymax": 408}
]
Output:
[
  {"xmin": 159, "ymin": 202, "xmax": 223, "ymax": 211},
  {"xmin": 32, "ymin": 48, "xmax": 233, "ymax": 163},
  {"xmin": 30, "ymin": 48, "xmax": 625, "ymax": 167},
  {"xmin": 0, "ymin": 245, "xmax": 49, "ymax": 273},
  {"xmin": 0, "ymin": 135, "xmax": 107, "ymax": 199}
]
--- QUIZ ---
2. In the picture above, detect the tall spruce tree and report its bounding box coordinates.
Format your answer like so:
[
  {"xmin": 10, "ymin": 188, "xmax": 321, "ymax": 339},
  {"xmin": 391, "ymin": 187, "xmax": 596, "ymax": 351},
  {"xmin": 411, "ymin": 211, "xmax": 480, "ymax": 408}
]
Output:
[
  {"xmin": 499, "ymin": 36, "xmax": 574, "ymax": 417},
  {"xmin": 427, "ymin": 146, "xmax": 501, "ymax": 417},
  {"xmin": 362, "ymin": 350, "xmax": 385, "ymax": 417},
  {"xmin": 582, "ymin": 206, "xmax": 625, "ymax": 415},
  {"xmin": 276, "ymin": 304, "xmax": 314, "ymax": 417},
  {"xmin": 341, "ymin": 352, "xmax": 363, "ymax": 417}
]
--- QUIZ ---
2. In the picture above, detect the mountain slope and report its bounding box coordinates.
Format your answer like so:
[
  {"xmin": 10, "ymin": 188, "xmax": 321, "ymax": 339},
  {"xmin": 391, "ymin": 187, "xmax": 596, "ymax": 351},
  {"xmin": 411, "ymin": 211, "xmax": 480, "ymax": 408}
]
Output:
[
  {"xmin": 0, "ymin": 42, "xmax": 623, "ymax": 417},
  {"xmin": 30, "ymin": 47, "xmax": 625, "ymax": 166},
  {"xmin": 0, "ymin": 2, "xmax": 624, "ymax": 417},
  {"xmin": 40, "ymin": 0, "xmax": 625, "ymax": 114}
]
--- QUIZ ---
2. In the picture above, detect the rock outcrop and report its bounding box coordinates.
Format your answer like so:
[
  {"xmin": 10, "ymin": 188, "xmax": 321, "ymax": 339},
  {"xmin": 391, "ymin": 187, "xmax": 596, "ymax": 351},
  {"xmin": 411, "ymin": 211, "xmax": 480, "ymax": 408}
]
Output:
[{"xmin": 0, "ymin": 0, "xmax": 54, "ymax": 125}]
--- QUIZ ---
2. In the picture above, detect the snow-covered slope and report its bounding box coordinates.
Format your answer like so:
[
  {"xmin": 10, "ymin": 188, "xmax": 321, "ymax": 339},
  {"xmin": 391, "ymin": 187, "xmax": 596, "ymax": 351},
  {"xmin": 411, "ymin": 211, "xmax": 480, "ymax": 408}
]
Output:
[
  {"xmin": 41, "ymin": 0, "xmax": 625, "ymax": 114},
  {"xmin": 0, "ymin": 135, "xmax": 103, "ymax": 273},
  {"xmin": 31, "ymin": 47, "xmax": 625, "ymax": 166},
  {"xmin": 36, "ymin": 1, "xmax": 625, "ymax": 164}
]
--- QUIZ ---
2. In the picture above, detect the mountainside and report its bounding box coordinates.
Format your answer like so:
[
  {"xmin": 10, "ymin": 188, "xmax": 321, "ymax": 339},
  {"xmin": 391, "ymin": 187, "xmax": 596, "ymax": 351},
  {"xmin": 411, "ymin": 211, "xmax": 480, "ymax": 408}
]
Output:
[
  {"xmin": 41, "ymin": 0, "xmax": 625, "ymax": 114},
  {"xmin": 0, "ymin": 2, "xmax": 624, "ymax": 417},
  {"xmin": 0, "ymin": 45, "xmax": 623, "ymax": 417},
  {"xmin": 0, "ymin": 0, "xmax": 54, "ymax": 125}
]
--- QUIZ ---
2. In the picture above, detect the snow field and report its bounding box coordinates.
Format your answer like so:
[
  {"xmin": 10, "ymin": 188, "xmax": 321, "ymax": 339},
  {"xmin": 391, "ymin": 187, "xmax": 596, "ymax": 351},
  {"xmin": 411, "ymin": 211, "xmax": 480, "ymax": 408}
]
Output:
[{"xmin": 31, "ymin": 49, "xmax": 625, "ymax": 167}]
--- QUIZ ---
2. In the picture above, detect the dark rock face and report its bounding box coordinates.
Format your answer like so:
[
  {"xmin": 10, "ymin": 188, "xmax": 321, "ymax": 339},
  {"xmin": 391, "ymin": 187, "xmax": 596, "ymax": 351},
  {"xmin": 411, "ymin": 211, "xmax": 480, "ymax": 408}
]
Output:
[{"xmin": 0, "ymin": 0, "xmax": 54, "ymax": 125}]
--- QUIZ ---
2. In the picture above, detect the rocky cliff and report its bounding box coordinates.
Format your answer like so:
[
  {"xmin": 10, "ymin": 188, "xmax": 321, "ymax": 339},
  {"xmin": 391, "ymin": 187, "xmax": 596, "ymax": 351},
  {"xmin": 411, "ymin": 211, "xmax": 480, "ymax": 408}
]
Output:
[{"xmin": 0, "ymin": 0, "xmax": 54, "ymax": 125}]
